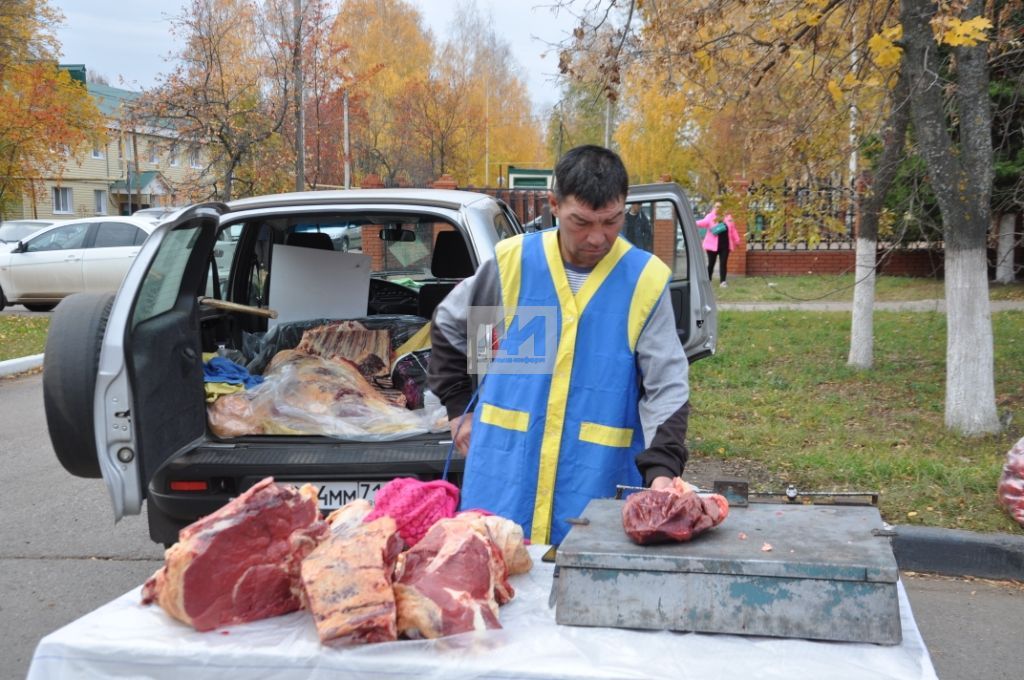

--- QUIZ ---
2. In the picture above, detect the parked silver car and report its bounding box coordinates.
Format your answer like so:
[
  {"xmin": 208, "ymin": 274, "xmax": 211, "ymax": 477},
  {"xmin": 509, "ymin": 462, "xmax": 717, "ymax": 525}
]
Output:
[
  {"xmin": 0, "ymin": 216, "xmax": 154, "ymax": 311},
  {"xmin": 42, "ymin": 185, "xmax": 716, "ymax": 545}
]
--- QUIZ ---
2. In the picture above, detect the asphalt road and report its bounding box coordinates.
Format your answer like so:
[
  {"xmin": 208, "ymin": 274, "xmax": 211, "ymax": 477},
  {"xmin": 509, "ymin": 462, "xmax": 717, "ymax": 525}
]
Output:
[{"xmin": 1, "ymin": 371, "xmax": 1020, "ymax": 680}]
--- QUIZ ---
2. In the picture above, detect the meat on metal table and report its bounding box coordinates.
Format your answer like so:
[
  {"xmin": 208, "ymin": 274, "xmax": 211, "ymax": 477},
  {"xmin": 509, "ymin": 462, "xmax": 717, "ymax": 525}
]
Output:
[{"xmin": 28, "ymin": 545, "xmax": 936, "ymax": 680}]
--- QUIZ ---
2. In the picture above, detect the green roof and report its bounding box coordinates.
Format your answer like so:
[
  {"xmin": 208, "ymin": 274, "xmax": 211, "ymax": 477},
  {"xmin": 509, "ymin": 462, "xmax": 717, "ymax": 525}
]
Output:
[
  {"xmin": 87, "ymin": 81, "xmax": 141, "ymax": 118},
  {"xmin": 110, "ymin": 170, "xmax": 162, "ymax": 193}
]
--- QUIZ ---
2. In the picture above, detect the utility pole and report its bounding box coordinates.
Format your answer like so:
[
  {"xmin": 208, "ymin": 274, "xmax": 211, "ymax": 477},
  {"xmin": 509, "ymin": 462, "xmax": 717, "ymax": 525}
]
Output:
[
  {"xmin": 485, "ymin": 81, "xmax": 490, "ymax": 186},
  {"xmin": 293, "ymin": 0, "xmax": 305, "ymax": 192},
  {"xmin": 343, "ymin": 88, "xmax": 351, "ymax": 189},
  {"xmin": 604, "ymin": 98, "xmax": 612, "ymax": 148}
]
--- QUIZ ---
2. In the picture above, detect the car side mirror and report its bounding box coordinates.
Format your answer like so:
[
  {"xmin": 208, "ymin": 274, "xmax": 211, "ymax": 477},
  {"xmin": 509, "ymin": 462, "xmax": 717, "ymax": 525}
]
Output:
[
  {"xmin": 379, "ymin": 227, "xmax": 416, "ymax": 242},
  {"xmin": 12, "ymin": 241, "xmax": 26, "ymax": 253}
]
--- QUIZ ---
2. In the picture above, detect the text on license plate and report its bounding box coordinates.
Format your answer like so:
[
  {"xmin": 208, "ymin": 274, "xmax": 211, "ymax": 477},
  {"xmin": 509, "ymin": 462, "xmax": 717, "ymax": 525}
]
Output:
[{"xmin": 298, "ymin": 481, "xmax": 385, "ymax": 510}]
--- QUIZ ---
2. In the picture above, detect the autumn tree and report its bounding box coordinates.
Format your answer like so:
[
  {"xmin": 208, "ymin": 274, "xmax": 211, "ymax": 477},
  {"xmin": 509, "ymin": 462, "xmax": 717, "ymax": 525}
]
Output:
[
  {"xmin": 898, "ymin": 0, "xmax": 1000, "ymax": 433},
  {"xmin": 0, "ymin": 0, "xmax": 105, "ymax": 216},
  {"xmin": 561, "ymin": 0, "xmax": 1012, "ymax": 434},
  {"xmin": 138, "ymin": 0, "xmax": 294, "ymax": 201},
  {"xmin": 990, "ymin": 4, "xmax": 1023, "ymax": 284},
  {"xmin": 331, "ymin": 0, "xmax": 434, "ymax": 186},
  {"xmin": 440, "ymin": 3, "xmax": 547, "ymax": 186}
]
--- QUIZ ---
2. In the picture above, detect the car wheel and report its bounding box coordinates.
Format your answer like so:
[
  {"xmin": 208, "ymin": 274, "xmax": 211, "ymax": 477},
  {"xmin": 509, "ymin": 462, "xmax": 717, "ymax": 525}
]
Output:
[
  {"xmin": 340, "ymin": 236, "xmax": 350, "ymax": 252},
  {"xmin": 0, "ymin": 284, "xmax": 6, "ymax": 311},
  {"xmin": 43, "ymin": 292, "xmax": 114, "ymax": 478},
  {"xmin": 23, "ymin": 303, "xmax": 56, "ymax": 312}
]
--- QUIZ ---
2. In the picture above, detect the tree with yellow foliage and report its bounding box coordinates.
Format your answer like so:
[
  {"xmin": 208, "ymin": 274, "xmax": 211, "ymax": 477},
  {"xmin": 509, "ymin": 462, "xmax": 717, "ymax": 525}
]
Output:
[
  {"xmin": 138, "ymin": 0, "xmax": 293, "ymax": 201},
  {"xmin": 561, "ymin": 0, "xmax": 1009, "ymax": 434},
  {"xmin": 0, "ymin": 0, "xmax": 105, "ymax": 217}
]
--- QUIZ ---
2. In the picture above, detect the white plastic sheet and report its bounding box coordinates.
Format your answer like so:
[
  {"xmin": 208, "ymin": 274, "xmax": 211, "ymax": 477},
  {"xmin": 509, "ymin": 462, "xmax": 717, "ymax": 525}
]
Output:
[{"xmin": 28, "ymin": 546, "xmax": 937, "ymax": 680}]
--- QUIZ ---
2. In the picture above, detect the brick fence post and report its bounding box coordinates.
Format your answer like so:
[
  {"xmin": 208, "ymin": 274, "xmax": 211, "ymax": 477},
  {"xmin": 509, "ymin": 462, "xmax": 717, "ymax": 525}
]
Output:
[
  {"xmin": 650, "ymin": 174, "xmax": 676, "ymax": 267},
  {"xmin": 728, "ymin": 175, "xmax": 750, "ymax": 277},
  {"xmin": 360, "ymin": 174, "xmax": 386, "ymax": 270},
  {"xmin": 431, "ymin": 175, "xmax": 459, "ymax": 241},
  {"xmin": 432, "ymin": 174, "xmax": 458, "ymax": 190}
]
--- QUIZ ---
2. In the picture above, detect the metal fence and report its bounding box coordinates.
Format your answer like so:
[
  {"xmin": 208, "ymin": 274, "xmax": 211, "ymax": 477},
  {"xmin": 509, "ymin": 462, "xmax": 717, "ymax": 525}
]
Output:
[{"xmin": 745, "ymin": 183, "xmax": 857, "ymax": 250}]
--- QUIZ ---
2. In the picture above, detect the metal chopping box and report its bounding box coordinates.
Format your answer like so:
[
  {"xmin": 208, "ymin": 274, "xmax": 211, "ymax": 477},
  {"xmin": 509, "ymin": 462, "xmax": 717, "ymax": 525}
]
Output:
[{"xmin": 554, "ymin": 498, "xmax": 902, "ymax": 644}]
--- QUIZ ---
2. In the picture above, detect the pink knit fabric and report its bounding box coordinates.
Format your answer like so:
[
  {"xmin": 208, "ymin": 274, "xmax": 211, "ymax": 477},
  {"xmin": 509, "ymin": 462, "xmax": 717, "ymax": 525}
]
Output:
[{"xmin": 364, "ymin": 478, "xmax": 460, "ymax": 546}]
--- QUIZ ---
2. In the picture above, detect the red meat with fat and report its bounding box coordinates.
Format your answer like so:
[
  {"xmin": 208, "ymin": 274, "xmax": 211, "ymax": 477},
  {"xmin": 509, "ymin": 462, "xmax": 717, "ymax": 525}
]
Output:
[
  {"xmin": 141, "ymin": 478, "xmax": 328, "ymax": 631},
  {"xmin": 300, "ymin": 500, "xmax": 405, "ymax": 645},
  {"xmin": 393, "ymin": 514, "xmax": 512, "ymax": 639},
  {"xmin": 622, "ymin": 480, "xmax": 729, "ymax": 545}
]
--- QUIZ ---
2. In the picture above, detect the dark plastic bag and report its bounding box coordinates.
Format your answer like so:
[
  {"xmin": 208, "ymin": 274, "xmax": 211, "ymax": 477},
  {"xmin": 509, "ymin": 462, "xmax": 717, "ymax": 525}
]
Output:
[
  {"xmin": 391, "ymin": 349, "xmax": 431, "ymax": 410},
  {"xmin": 246, "ymin": 315, "xmax": 428, "ymax": 375}
]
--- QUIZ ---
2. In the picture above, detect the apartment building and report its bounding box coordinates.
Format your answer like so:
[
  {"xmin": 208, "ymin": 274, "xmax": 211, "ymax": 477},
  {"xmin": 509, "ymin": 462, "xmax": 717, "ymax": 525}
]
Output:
[{"xmin": 9, "ymin": 65, "xmax": 210, "ymax": 221}]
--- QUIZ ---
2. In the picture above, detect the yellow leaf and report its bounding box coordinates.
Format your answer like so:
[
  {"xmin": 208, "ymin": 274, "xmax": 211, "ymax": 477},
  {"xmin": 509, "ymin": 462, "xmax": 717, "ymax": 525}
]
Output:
[
  {"xmin": 907, "ymin": 511, "xmax": 918, "ymax": 517},
  {"xmin": 840, "ymin": 73, "xmax": 859, "ymax": 89},
  {"xmin": 940, "ymin": 16, "xmax": 992, "ymax": 47},
  {"xmin": 868, "ymin": 32, "xmax": 902, "ymax": 69},
  {"xmin": 827, "ymin": 79, "xmax": 843, "ymax": 104}
]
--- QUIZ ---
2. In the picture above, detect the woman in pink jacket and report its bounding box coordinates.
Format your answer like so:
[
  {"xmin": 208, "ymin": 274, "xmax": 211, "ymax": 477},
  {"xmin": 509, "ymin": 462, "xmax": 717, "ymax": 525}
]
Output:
[{"xmin": 696, "ymin": 201, "xmax": 742, "ymax": 287}]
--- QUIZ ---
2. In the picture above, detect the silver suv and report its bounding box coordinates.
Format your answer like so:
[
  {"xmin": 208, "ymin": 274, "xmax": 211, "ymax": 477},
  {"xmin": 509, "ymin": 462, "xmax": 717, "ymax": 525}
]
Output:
[{"xmin": 43, "ymin": 185, "xmax": 716, "ymax": 545}]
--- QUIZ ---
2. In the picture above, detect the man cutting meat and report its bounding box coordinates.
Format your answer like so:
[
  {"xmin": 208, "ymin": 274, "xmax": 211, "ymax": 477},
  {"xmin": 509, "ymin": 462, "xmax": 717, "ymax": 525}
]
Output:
[{"xmin": 427, "ymin": 145, "xmax": 691, "ymax": 545}]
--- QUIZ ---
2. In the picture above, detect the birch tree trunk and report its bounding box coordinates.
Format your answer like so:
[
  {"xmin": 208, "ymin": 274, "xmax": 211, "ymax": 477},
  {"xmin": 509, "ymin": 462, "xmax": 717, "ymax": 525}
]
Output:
[
  {"xmin": 995, "ymin": 213, "xmax": 1017, "ymax": 284},
  {"xmin": 849, "ymin": 70, "xmax": 911, "ymax": 369},
  {"xmin": 901, "ymin": 0, "xmax": 1000, "ymax": 434}
]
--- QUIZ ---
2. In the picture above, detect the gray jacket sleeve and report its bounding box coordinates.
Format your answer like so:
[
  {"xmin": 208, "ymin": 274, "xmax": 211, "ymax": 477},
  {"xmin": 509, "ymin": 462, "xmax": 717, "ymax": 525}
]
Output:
[
  {"xmin": 634, "ymin": 291, "xmax": 691, "ymax": 485},
  {"xmin": 427, "ymin": 258, "xmax": 501, "ymax": 420}
]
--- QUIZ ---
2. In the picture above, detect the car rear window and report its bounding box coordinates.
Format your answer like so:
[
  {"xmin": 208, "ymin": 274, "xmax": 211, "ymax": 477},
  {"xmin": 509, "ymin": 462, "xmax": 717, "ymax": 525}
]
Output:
[{"xmin": 132, "ymin": 226, "xmax": 200, "ymax": 328}]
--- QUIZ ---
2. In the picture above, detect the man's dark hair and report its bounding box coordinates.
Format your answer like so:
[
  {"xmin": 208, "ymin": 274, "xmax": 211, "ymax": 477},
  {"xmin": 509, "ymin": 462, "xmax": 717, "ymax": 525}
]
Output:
[{"xmin": 553, "ymin": 145, "xmax": 629, "ymax": 208}]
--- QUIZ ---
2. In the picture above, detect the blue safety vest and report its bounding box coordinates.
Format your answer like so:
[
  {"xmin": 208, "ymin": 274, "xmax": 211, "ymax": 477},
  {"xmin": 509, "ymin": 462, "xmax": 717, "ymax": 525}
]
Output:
[{"xmin": 460, "ymin": 229, "xmax": 671, "ymax": 544}]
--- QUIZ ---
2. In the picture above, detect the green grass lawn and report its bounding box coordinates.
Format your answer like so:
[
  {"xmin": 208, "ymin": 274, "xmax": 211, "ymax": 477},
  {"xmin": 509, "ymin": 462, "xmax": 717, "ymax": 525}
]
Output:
[
  {"xmin": 689, "ymin": 309, "xmax": 1024, "ymax": 534},
  {"xmin": 716, "ymin": 273, "xmax": 1024, "ymax": 303},
  {"xmin": 0, "ymin": 314, "xmax": 49, "ymax": 362},
  {"xmin": 1, "ymin": 275, "xmax": 1022, "ymax": 533}
]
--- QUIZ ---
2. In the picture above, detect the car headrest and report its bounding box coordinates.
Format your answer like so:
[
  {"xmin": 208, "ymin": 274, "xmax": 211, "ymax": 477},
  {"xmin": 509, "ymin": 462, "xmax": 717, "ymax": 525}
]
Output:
[
  {"xmin": 284, "ymin": 232, "xmax": 334, "ymax": 251},
  {"xmin": 431, "ymin": 230, "xmax": 473, "ymax": 278}
]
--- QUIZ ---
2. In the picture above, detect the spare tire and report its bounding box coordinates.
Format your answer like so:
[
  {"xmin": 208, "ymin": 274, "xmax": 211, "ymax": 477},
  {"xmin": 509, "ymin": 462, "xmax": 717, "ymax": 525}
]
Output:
[{"xmin": 43, "ymin": 292, "xmax": 115, "ymax": 478}]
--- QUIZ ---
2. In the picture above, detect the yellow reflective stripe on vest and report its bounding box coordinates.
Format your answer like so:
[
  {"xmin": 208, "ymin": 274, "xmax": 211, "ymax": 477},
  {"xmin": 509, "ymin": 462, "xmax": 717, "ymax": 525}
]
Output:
[
  {"xmin": 627, "ymin": 255, "xmax": 672, "ymax": 352},
  {"xmin": 530, "ymin": 231, "xmax": 631, "ymax": 543},
  {"xmin": 495, "ymin": 235, "xmax": 524, "ymax": 331},
  {"xmin": 579, "ymin": 421, "xmax": 634, "ymax": 448},
  {"xmin": 480, "ymin": 403, "xmax": 530, "ymax": 432}
]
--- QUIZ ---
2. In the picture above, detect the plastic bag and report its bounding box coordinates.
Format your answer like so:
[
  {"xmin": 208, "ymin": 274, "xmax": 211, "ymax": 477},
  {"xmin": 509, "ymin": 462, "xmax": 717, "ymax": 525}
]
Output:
[
  {"xmin": 208, "ymin": 350, "xmax": 446, "ymax": 441},
  {"xmin": 997, "ymin": 436, "xmax": 1024, "ymax": 528},
  {"xmin": 246, "ymin": 315, "xmax": 428, "ymax": 375},
  {"xmin": 391, "ymin": 349, "xmax": 431, "ymax": 409}
]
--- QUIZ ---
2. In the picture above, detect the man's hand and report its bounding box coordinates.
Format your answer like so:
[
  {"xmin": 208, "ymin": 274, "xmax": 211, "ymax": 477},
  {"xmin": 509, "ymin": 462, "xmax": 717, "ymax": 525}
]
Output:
[
  {"xmin": 650, "ymin": 476, "xmax": 674, "ymax": 491},
  {"xmin": 448, "ymin": 414, "xmax": 473, "ymax": 456},
  {"xmin": 650, "ymin": 476, "xmax": 698, "ymax": 494}
]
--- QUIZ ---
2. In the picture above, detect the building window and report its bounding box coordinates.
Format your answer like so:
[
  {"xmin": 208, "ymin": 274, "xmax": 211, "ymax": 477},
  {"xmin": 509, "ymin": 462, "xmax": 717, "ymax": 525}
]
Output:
[
  {"xmin": 189, "ymin": 147, "xmax": 202, "ymax": 168},
  {"xmin": 53, "ymin": 187, "xmax": 73, "ymax": 214},
  {"xmin": 92, "ymin": 143, "xmax": 105, "ymax": 159},
  {"xmin": 94, "ymin": 190, "xmax": 108, "ymax": 215},
  {"xmin": 148, "ymin": 142, "xmax": 159, "ymax": 165},
  {"xmin": 169, "ymin": 143, "xmax": 179, "ymax": 167}
]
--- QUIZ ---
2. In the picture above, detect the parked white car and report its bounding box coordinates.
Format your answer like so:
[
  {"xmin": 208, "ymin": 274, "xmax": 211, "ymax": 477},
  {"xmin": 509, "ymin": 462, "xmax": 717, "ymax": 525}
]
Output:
[
  {"xmin": 0, "ymin": 219, "xmax": 57, "ymax": 252},
  {"xmin": 0, "ymin": 216, "xmax": 155, "ymax": 311},
  {"xmin": 132, "ymin": 206, "xmax": 189, "ymax": 224}
]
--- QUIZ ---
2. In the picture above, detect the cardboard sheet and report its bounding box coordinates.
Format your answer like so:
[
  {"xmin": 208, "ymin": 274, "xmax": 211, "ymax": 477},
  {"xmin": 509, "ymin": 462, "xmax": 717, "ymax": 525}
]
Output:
[
  {"xmin": 268, "ymin": 245, "xmax": 371, "ymax": 329},
  {"xmin": 28, "ymin": 546, "xmax": 937, "ymax": 680}
]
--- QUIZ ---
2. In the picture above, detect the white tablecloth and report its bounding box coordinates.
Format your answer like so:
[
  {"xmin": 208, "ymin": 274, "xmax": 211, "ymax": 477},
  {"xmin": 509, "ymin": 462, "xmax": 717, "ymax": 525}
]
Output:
[{"xmin": 28, "ymin": 546, "xmax": 936, "ymax": 680}]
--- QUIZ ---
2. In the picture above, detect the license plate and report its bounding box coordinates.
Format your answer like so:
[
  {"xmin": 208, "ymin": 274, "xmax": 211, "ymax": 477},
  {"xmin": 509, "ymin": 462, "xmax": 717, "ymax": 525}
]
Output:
[{"xmin": 296, "ymin": 481, "xmax": 386, "ymax": 510}]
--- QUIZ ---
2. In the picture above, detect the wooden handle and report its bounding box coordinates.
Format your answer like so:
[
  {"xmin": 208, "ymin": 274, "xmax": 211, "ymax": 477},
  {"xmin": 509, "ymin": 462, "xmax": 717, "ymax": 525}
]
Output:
[{"xmin": 198, "ymin": 297, "xmax": 278, "ymax": 319}]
